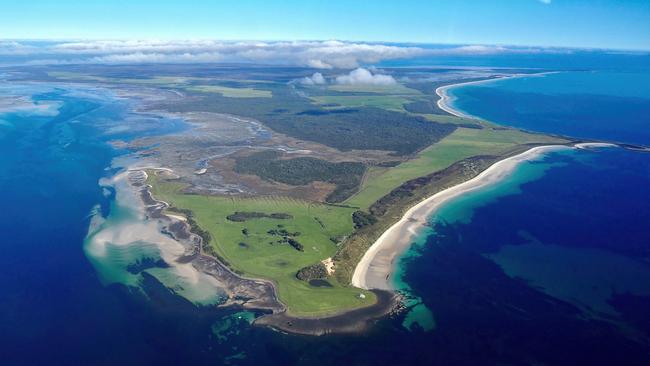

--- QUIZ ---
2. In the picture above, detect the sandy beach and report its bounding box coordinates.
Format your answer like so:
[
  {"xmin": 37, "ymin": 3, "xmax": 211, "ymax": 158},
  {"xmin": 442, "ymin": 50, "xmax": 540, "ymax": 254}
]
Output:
[
  {"xmin": 575, "ymin": 142, "xmax": 619, "ymax": 149},
  {"xmin": 84, "ymin": 168, "xmax": 227, "ymax": 304},
  {"xmin": 436, "ymin": 78, "xmax": 504, "ymax": 118},
  {"xmin": 352, "ymin": 144, "xmax": 572, "ymax": 290}
]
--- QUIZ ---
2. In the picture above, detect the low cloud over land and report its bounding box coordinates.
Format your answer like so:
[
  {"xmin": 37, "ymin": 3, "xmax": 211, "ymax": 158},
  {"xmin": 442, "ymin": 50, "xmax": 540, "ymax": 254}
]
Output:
[
  {"xmin": 335, "ymin": 68, "xmax": 396, "ymax": 85},
  {"xmin": 300, "ymin": 72, "xmax": 327, "ymax": 85}
]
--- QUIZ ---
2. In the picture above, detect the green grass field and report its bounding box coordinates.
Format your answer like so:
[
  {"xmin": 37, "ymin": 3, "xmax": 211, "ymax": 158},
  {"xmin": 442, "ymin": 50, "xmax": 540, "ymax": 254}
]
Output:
[
  {"xmin": 48, "ymin": 72, "xmax": 190, "ymax": 85},
  {"xmin": 327, "ymin": 83, "xmax": 421, "ymax": 94},
  {"xmin": 346, "ymin": 127, "xmax": 567, "ymax": 209},
  {"xmin": 148, "ymin": 177, "xmax": 375, "ymax": 316},
  {"xmin": 310, "ymin": 95, "xmax": 415, "ymax": 112},
  {"xmin": 185, "ymin": 85, "xmax": 272, "ymax": 98},
  {"xmin": 308, "ymin": 83, "xmax": 424, "ymax": 112},
  {"xmin": 47, "ymin": 72, "xmax": 274, "ymax": 98}
]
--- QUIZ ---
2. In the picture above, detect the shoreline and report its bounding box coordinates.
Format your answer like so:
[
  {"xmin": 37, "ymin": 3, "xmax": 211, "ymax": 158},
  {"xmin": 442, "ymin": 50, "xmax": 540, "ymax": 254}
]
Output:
[
  {"xmin": 351, "ymin": 144, "xmax": 575, "ymax": 290},
  {"xmin": 436, "ymin": 72, "xmax": 557, "ymax": 119}
]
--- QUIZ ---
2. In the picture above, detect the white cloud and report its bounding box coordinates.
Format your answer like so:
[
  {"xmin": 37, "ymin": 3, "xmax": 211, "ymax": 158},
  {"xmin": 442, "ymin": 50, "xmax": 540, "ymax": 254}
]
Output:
[
  {"xmin": 90, "ymin": 51, "xmax": 224, "ymax": 63},
  {"xmin": 450, "ymin": 45, "xmax": 509, "ymax": 54},
  {"xmin": 35, "ymin": 40, "xmax": 428, "ymax": 68},
  {"xmin": 539, "ymin": 0, "xmax": 552, "ymax": 4},
  {"xmin": 0, "ymin": 41, "xmax": 39, "ymax": 55},
  {"xmin": 300, "ymin": 72, "xmax": 327, "ymax": 85},
  {"xmin": 0, "ymin": 40, "xmax": 578, "ymax": 66},
  {"xmin": 335, "ymin": 68, "xmax": 396, "ymax": 85},
  {"xmin": 306, "ymin": 59, "xmax": 333, "ymax": 69}
]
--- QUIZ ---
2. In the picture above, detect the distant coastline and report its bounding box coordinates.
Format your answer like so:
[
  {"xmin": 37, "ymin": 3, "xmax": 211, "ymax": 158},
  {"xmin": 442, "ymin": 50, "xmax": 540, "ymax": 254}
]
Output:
[{"xmin": 436, "ymin": 72, "xmax": 558, "ymax": 119}]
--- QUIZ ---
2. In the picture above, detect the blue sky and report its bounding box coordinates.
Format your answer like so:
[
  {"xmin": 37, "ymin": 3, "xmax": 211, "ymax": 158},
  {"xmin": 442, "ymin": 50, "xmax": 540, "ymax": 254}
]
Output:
[{"xmin": 1, "ymin": 0, "xmax": 649, "ymax": 50}]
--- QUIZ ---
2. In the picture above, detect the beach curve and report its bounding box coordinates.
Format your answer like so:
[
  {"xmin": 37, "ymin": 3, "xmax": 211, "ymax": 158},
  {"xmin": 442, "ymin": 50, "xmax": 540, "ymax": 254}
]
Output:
[
  {"xmin": 351, "ymin": 144, "xmax": 573, "ymax": 290},
  {"xmin": 436, "ymin": 72, "xmax": 558, "ymax": 118}
]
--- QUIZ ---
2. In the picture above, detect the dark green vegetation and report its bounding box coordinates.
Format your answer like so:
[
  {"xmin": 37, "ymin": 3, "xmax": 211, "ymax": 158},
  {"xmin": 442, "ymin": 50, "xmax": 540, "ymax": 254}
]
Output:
[
  {"xmin": 226, "ymin": 211, "xmax": 293, "ymax": 222},
  {"xmin": 267, "ymin": 226, "xmax": 304, "ymax": 251},
  {"xmin": 163, "ymin": 81, "xmax": 456, "ymax": 155},
  {"xmin": 404, "ymin": 99, "xmax": 446, "ymax": 115},
  {"xmin": 262, "ymin": 107, "xmax": 456, "ymax": 155},
  {"xmin": 234, "ymin": 150, "xmax": 366, "ymax": 202},
  {"xmin": 296, "ymin": 262, "xmax": 328, "ymax": 281},
  {"xmin": 352, "ymin": 210, "xmax": 378, "ymax": 229},
  {"xmin": 370, "ymin": 156, "xmax": 489, "ymax": 216},
  {"xmin": 376, "ymin": 161, "xmax": 402, "ymax": 167}
]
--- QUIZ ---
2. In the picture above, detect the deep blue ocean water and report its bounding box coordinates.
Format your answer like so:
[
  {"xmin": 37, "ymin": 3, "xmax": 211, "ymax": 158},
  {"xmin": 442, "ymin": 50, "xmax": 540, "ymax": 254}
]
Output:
[
  {"xmin": 380, "ymin": 46, "xmax": 650, "ymax": 72},
  {"xmin": 394, "ymin": 147, "xmax": 650, "ymax": 364},
  {"xmin": 448, "ymin": 71, "xmax": 650, "ymax": 145},
  {"xmin": 1, "ymin": 61, "xmax": 650, "ymax": 365},
  {"xmin": 390, "ymin": 68, "xmax": 650, "ymax": 363}
]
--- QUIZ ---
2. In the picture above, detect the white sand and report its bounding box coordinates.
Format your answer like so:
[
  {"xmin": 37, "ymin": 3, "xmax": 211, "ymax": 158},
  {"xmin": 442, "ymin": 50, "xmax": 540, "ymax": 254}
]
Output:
[
  {"xmin": 321, "ymin": 257, "xmax": 335, "ymax": 275},
  {"xmin": 352, "ymin": 145, "xmax": 572, "ymax": 290},
  {"xmin": 165, "ymin": 213, "xmax": 187, "ymax": 222},
  {"xmin": 575, "ymin": 142, "xmax": 618, "ymax": 149}
]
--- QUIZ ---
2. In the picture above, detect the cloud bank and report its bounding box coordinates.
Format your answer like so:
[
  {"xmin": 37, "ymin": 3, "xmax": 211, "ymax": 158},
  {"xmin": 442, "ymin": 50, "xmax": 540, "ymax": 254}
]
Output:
[
  {"xmin": 0, "ymin": 40, "xmax": 427, "ymax": 68},
  {"xmin": 0, "ymin": 40, "xmax": 578, "ymax": 68},
  {"xmin": 335, "ymin": 68, "xmax": 396, "ymax": 85}
]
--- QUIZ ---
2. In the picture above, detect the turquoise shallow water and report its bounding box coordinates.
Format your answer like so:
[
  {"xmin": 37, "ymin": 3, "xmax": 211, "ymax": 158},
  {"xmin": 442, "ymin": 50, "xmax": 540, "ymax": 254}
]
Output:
[{"xmin": 0, "ymin": 85, "xmax": 256, "ymax": 365}]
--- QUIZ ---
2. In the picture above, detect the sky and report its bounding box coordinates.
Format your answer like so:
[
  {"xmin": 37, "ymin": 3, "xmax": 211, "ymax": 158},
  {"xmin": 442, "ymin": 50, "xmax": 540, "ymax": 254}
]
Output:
[{"xmin": 0, "ymin": 0, "xmax": 649, "ymax": 51}]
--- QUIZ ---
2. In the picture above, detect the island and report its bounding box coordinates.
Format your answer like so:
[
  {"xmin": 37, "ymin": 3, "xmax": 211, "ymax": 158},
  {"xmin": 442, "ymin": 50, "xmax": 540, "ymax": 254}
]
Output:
[{"xmin": 26, "ymin": 65, "xmax": 572, "ymax": 335}]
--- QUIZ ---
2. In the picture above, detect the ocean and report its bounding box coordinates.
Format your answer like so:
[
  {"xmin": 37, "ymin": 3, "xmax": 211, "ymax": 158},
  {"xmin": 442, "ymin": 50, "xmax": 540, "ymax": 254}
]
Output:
[
  {"xmin": 392, "ymin": 69, "xmax": 650, "ymax": 363},
  {"xmin": 394, "ymin": 146, "xmax": 650, "ymax": 364},
  {"xmin": 447, "ymin": 71, "xmax": 650, "ymax": 145},
  {"xmin": 1, "ymin": 65, "xmax": 650, "ymax": 365}
]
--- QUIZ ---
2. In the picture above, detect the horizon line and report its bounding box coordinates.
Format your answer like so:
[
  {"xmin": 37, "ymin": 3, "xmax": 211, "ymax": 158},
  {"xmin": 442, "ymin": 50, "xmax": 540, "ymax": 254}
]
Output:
[{"xmin": 2, "ymin": 38, "xmax": 649, "ymax": 54}]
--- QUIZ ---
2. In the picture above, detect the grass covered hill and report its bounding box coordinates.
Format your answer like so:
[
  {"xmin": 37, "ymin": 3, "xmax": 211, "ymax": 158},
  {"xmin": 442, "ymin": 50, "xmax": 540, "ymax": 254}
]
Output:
[{"xmin": 148, "ymin": 173, "xmax": 375, "ymax": 316}]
